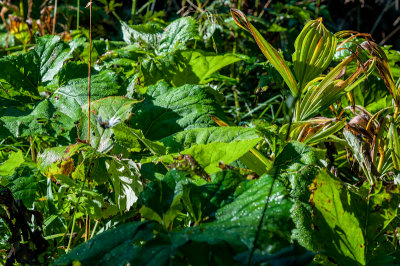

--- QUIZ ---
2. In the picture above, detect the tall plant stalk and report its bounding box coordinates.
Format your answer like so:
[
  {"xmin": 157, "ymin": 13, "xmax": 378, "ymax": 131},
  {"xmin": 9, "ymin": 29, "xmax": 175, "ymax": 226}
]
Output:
[
  {"xmin": 85, "ymin": 0, "xmax": 93, "ymax": 242},
  {"xmin": 52, "ymin": 0, "xmax": 58, "ymax": 34},
  {"xmin": 77, "ymin": 0, "xmax": 80, "ymax": 30},
  {"xmin": 131, "ymin": 0, "xmax": 137, "ymax": 22},
  {"xmin": 87, "ymin": 0, "xmax": 92, "ymax": 143}
]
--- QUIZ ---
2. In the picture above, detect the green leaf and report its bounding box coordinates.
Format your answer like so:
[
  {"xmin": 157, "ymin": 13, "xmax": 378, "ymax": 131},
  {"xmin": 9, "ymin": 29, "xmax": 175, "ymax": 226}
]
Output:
[
  {"xmin": 0, "ymin": 35, "xmax": 72, "ymax": 97},
  {"xmin": 139, "ymin": 170, "xmax": 187, "ymax": 228},
  {"xmin": 231, "ymin": 9, "xmax": 298, "ymax": 96},
  {"xmin": 294, "ymin": 170, "xmax": 400, "ymax": 265},
  {"xmin": 292, "ymin": 18, "xmax": 337, "ymax": 90},
  {"xmin": 181, "ymin": 170, "xmax": 244, "ymax": 223},
  {"xmin": 297, "ymin": 56, "xmax": 374, "ymax": 121},
  {"xmin": 172, "ymin": 50, "xmax": 245, "ymax": 86},
  {"xmin": 130, "ymin": 81, "xmax": 225, "ymax": 140},
  {"xmin": 55, "ymin": 175, "xmax": 295, "ymax": 265},
  {"xmin": 1, "ymin": 100, "xmax": 55, "ymax": 138},
  {"xmin": 112, "ymin": 124, "xmax": 166, "ymax": 155},
  {"xmin": 57, "ymin": 61, "xmax": 89, "ymax": 86},
  {"xmin": 158, "ymin": 17, "xmax": 199, "ymax": 55},
  {"xmin": 160, "ymin": 126, "xmax": 260, "ymax": 153},
  {"xmin": 121, "ymin": 21, "xmax": 163, "ymax": 49},
  {"xmin": 0, "ymin": 52, "xmax": 40, "ymax": 96},
  {"xmin": 141, "ymin": 50, "xmax": 245, "ymax": 86},
  {"xmin": 121, "ymin": 17, "xmax": 199, "ymax": 55},
  {"xmin": 207, "ymin": 174, "xmax": 293, "ymax": 252},
  {"xmin": 107, "ymin": 159, "xmax": 143, "ymax": 211},
  {"xmin": 157, "ymin": 138, "xmax": 262, "ymax": 174},
  {"xmin": 79, "ymin": 96, "xmax": 141, "ymax": 152},
  {"xmin": 0, "ymin": 150, "xmax": 24, "ymax": 176},
  {"xmin": 53, "ymin": 222, "xmax": 161, "ymax": 265},
  {"xmin": 50, "ymin": 70, "xmax": 123, "ymax": 122},
  {"xmin": 34, "ymin": 35, "xmax": 73, "ymax": 83}
]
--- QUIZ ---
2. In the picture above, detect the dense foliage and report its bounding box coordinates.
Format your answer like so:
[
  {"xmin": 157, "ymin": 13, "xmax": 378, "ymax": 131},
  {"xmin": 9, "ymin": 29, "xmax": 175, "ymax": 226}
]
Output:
[{"xmin": 2, "ymin": 1, "xmax": 400, "ymax": 265}]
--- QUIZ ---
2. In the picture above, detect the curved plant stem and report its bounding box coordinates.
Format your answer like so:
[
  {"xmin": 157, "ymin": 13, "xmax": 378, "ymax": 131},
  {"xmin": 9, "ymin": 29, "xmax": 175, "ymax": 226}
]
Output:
[
  {"xmin": 90, "ymin": 220, "xmax": 99, "ymax": 239},
  {"xmin": 64, "ymin": 182, "xmax": 85, "ymax": 253},
  {"xmin": 66, "ymin": 210, "xmax": 77, "ymax": 253}
]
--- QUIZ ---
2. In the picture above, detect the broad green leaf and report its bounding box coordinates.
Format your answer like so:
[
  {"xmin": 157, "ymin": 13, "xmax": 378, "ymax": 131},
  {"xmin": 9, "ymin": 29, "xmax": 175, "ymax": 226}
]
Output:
[
  {"xmin": 0, "ymin": 150, "xmax": 24, "ymax": 177},
  {"xmin": 231, "ymin": 9, "xmax": 298, "ymax": 96},
  {"xmin": 1, "ymin": 169, "xmax": 38, "ymax": 208},
  {"xmin": 79, "ymin": 96, "xmax": 141, "ymax": 153},
  {"xmin": 121, "ymin": 21, "xmax": 163, "ymax": 49},
  {"xmin": 160, "ymin": 127, "xmax": 260, "ymax": 153},
  {"xmin": 50, "ymin": 70, "xmax": 123, "ymax": 122},
  {"xmin": 181, "ymin": 170, "xmax": 244, "ymax": 223},
  {"xmin": 172, "ymin": 50, "xmax": 245, "ymax": 86},
  {"xmin": 55, "ymin": 220, "xmax": 246, "ymax": 265},
  {"xmin": 53, "ymin": 222, "xmax": 161, "ymax": 265},
  {"xmin": 0, "ymin": 35, "xmax": 72, "ymax": 98},
  {"xmin": 80, "ymin": 189, "xmax": 118, "ymax": 219},
  {"xmin": 34, "ymin": 35, "xmax": 73, "ymax": 83},
  {"xmin": 37, "ymin": 143, "xmax": 108, "ymax": 185},
  {"xmin": 140, "ymin": 54, "xmax": 176, "ymax": 86},
  {"xmin": 121, "ymin": 17, "xmax": 199, "ymax": 55},
  {"xmin": 1, "ymin": 99, "xmax": 55, "ymax": 138},
  {"xmin": 55, "ymin": 175, "xmax": 296, "ymax": 265},
  {"xmin": 112, "ymin": 124, "xmax": 166, "ymax": 155},
  {"xmin": 130, "ymin": 81, "xmax": 225, "ymax": 140},
  {"xmin": 209, "ymin": 174, "xmax": 293, "ymax": 252},
  {"xmin": 292, "ymin": 18, "xmax": 337, "ymax": 90},
  {"xmin": 294, "ymin": 170, "xmax": 400, "ymax": 265},
  {"xmin": 57, "ymin": 61, "xmax": 89, "ymax": 86},
  {"xmin": 158, "ymin": 17, "xmax": 199, "ymax": 55},
  {"xmin": 239, "ymin": 149, "xmax": 272, "ymax": 175},
  {"xmin": 159, "ymin": 127, "xmax": 270, "ymax": 175},
  {"xmin": 138, "ymin": 170, "xmax": 187, "ymax": 228},
  {"xmin": 272, "ymin": 141, "xmax": 324, "ymax": 176},
  {"xmin": 158, "ymin": 138, "xmax": 262, "ymax": 174},
  {"xmin": 141, "ymin": 50, "xmax": 245, "ymax": 86},
  {"xmin": 107, "ymin": 159, "xmax": 143, "ymax": 211},
  {"xmin": 95, "ymin": 44, "xmax": 148, "ymax": 73},
  {"xmin": 272, "ymin": 142, "xmax": 322, "ymax": 252},
  {"xmin": 0, "ymin": 52, "xmax": 40, "ymax": 97}
]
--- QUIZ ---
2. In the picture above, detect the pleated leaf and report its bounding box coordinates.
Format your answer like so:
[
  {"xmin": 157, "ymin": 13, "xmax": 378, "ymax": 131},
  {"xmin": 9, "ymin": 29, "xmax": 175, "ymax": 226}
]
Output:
[
  {"xmin": 231, "ymin": 9, "xmax": 298, "ymax": 96},
  {"xmin": 292, "ymin": 18, "xmax": 337, "ymax": 90},
  {"xmin": 297, "ymin": 56, "xmax": 374, "ymax": 121}
]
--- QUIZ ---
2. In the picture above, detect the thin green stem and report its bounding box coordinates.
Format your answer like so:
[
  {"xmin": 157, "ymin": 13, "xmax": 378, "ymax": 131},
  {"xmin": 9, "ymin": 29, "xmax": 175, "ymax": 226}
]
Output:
[
  {"xmin": 90, "ymin": 220, "xmax": 99, "ymax": 239},
  {"xmin": 131, "ymin": 0, "xmax": 137, "ymax": 23},
  {"xmin": 87, "ymin": 0, "xmax": 93, "ymax": 143},
  {"xmin": 77, "ymin": 0, "xmax": 80, "ymax": 30},
  {"xmin": 66, "ymin": 211, "xmax": 77, "ymax": 253}
]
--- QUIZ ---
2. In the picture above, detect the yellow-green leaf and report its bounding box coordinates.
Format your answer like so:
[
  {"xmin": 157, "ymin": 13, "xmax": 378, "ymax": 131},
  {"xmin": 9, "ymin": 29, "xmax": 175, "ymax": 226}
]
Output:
[{"xmin": 231, "ymin": 8, "xmax": 298, "ymax": 96}]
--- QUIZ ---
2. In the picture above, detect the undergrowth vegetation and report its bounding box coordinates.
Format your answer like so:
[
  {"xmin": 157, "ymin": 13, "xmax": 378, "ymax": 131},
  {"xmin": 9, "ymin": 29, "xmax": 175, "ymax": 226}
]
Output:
[{"xmin": 1, "ymin": 0, "xmax": 400, "ymax": 265}]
